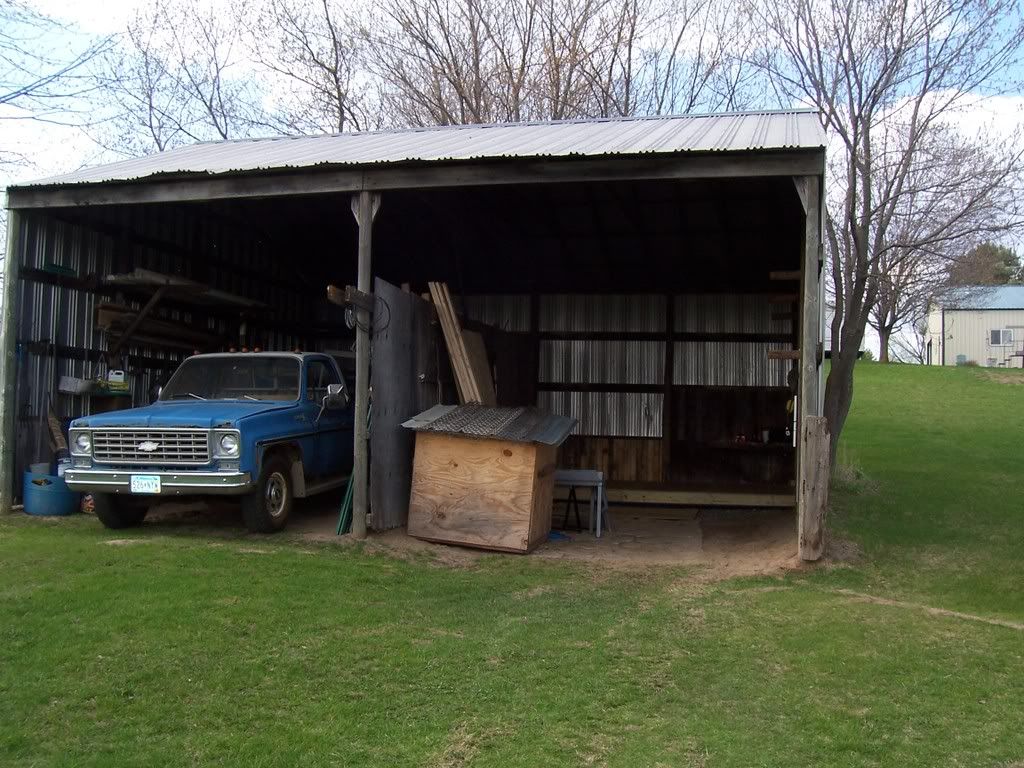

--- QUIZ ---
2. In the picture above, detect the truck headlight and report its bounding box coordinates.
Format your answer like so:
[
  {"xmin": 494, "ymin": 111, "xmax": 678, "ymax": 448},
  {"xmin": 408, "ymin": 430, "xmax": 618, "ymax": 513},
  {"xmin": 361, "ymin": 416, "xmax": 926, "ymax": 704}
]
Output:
[
  {"xmin": 73, "ymin": 432, "xmax": 92, "ymax": 454},
  {"xmin": 215, "ymin": 432, "xmax": 240, "ymax": 457}
]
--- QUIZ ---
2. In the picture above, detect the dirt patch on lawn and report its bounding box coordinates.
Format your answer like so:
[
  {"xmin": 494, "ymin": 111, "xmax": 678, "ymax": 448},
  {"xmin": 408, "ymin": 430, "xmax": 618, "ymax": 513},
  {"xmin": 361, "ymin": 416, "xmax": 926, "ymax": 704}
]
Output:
[
  {"xmin": 977, "ymin": 370, "xmax": 1024, "ymax": 385},
  {"xmin": 831, "ymin": 589, "xmax": 1024, "ymax": 632}
]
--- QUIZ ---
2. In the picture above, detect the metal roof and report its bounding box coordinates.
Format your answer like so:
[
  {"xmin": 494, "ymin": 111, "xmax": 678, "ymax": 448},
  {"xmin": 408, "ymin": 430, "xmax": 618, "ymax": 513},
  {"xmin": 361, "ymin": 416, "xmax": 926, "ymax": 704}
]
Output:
[
  {"xmin": 402, "ymin": 404, "xmax": 577, "ymax": 446},
  {"xmin": 938, "ymin": 286, "xmax": 1024, "ymax": 310},
  {"xmin": 20, "ymin": 110, "xmax": 825, "ymax": 188}
]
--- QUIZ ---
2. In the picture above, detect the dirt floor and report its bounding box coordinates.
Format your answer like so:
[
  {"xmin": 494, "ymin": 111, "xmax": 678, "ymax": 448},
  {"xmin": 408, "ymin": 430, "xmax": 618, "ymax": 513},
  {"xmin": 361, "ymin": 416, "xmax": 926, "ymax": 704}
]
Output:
[{"xmin": 138, "ymin": 493, "xmax": 802, "ymax": 579}]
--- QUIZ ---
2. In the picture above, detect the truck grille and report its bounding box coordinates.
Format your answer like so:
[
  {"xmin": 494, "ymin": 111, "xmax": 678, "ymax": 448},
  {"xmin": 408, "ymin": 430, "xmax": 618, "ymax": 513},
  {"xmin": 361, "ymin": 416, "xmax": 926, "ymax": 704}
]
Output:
[{"xmin": 92, "ymin": 429, "xmax": 211, "ymax": 466}]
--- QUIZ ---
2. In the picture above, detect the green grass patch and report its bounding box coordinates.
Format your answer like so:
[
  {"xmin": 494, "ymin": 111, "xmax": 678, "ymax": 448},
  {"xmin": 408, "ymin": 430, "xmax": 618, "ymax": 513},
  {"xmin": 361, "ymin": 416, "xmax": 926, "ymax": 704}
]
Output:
[{"xmin": 2, "ymin": 363, "xmax": 1023, "ymax": 766}]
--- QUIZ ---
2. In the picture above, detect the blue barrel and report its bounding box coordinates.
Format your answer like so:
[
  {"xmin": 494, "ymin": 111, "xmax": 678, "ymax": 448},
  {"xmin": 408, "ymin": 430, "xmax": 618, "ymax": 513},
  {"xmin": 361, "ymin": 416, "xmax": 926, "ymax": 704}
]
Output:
[{"xmin": 23, "ymin": 472, "xmax": 80, "ymax": 516}]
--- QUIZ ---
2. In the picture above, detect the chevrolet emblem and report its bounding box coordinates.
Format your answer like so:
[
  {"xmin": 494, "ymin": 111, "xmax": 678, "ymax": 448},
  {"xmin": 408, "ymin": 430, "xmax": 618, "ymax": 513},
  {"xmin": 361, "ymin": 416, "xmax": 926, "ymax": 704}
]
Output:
[{"xmin": 137, "ymin": 441, "xmax": 160, "ymax": 452}]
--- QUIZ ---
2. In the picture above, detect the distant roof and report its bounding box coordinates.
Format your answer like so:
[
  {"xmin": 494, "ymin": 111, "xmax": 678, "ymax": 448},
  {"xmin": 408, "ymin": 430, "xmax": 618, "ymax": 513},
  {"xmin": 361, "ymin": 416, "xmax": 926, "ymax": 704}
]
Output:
[
  {"xmin": 402, "ymin": 404, "xmax": 576, "ymax": 446},
  {"xmin": 937, "ymin": 286, "xmax": 1024, "ymax": 310},
  {"xmin": 19, "ymin": 110, "xmax": 825, "ymax": 188}
]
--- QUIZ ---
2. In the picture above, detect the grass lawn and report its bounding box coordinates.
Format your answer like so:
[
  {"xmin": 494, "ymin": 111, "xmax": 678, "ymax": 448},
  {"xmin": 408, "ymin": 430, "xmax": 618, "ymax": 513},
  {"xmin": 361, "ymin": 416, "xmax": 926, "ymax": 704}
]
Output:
[{"xmin": 2, "ymin": 363, "xmax": 1023, "ymax": 767}]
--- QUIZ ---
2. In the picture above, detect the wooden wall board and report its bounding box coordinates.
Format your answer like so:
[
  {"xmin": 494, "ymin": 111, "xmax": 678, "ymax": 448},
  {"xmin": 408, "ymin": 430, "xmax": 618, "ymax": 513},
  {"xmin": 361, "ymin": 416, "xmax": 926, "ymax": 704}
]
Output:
[
  {"xmin": 462, "ymin": 329, "xmax": 496, "ymax": 405},
  {"xmin": 407, "ymin": 432, "xmax": 552, "ymax": 553},
  {"xmin": 557, "ymin": 436, "xmax": 664, "ymax": 484},
  {"xmin": 528, "ymin": 443, "xmax": 558, "ymax": 551}
]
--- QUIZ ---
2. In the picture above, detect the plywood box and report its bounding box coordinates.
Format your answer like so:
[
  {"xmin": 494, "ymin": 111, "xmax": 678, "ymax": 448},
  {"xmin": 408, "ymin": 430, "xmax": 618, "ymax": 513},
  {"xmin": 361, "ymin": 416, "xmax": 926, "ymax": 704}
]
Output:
[{"xmin": 407, "ymin": 432, "xmax": 558, "ymax": 553}]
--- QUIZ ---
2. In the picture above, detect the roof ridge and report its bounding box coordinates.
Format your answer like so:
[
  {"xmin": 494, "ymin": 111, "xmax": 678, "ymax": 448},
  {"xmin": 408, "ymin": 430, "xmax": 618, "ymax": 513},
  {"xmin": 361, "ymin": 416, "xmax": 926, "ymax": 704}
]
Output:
[{"xmin": 193, "ymin": 108, "xmax": 822, "ymax": 147}]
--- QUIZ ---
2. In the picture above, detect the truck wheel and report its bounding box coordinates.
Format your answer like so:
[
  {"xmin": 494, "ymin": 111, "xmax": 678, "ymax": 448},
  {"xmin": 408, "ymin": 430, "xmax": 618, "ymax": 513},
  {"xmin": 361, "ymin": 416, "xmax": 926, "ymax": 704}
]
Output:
[
  {"xmin": 93, "ymin": 493, "xmax": 148, "ymax": 529},
  {"xmin": 242, "ymin": 455, "xmax": 293, "ymax": 533}
]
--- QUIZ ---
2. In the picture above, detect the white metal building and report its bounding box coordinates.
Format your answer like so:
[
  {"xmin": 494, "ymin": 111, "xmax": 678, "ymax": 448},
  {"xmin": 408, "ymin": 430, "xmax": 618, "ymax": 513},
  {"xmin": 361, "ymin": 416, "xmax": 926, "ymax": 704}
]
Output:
[{"xmin": 925, "ymin": 286, "xmax": 1024, "ymax": 367}]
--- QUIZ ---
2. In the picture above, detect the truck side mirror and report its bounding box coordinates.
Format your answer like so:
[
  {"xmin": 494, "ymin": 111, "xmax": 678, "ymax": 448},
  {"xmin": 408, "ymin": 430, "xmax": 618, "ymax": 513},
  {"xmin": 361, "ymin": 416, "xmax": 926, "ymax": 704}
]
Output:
[{"xmin": 326, "ymin": 382, "xmax": 348, "ymax": 407}]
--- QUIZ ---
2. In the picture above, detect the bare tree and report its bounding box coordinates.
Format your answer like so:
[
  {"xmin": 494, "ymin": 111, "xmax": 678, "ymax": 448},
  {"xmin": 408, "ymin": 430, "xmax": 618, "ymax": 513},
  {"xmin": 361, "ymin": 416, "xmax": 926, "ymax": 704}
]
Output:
[
  {"xmin": 248, "ymin": 0, "xmax": 374, "ymax": 134},
  {"xmin": 868, "ymin": 126, "xmax": 1020, "ymax": 362},
  {"xmin": 748, "ymin": 0, "xmax": 1024, "ymax": 449},
  {"xmin": 93, "ymin": 0, "xmax": 265, "ymax": 155},
  {"xmin": 891, "ymin": 320, "xmax": 930, "ymax": 364},
  {"xmin": 363, "ymin": 0, "xmax": 749, "ymax": 127},
  {"xmin": 1, "ymin": 0, "xmax": 109, "ymax": 165}
]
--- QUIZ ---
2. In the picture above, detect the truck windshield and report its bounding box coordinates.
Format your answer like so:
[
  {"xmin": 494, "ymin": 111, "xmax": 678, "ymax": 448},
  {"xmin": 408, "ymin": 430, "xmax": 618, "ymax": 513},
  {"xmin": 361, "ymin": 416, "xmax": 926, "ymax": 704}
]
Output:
[{"xmin": 161, "ymin": 357, "xmax": 301, "ymax": 402}]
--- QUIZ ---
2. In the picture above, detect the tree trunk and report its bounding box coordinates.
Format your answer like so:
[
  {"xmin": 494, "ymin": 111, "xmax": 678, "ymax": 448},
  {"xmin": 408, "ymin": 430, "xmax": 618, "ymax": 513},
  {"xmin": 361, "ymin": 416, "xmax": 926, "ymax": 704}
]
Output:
[
  {"xmin": 878, "ymin": 327, "xmax": 890, "ymax": 363},
  {"xmin": 823, "ymin": 344, "xmax": 858, "ymax": 464}
]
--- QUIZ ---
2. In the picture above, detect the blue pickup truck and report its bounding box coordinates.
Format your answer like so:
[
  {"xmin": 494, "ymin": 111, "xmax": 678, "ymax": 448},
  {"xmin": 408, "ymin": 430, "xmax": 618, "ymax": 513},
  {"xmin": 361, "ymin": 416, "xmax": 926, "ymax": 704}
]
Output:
[{"xmin": 64, "ymin": 352, "xmax": 354, "ymax": 533}]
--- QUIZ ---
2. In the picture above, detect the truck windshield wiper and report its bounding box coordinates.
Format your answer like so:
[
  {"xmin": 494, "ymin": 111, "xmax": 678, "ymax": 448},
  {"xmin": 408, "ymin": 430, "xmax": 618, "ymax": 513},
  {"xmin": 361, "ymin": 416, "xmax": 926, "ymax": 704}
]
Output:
[
  {"xmin": 241, "ymin": 395, "xmax": 259, "ymax": 401},
  {"xmin": 167, "ymin": 392, "xmax": 207, "ymax": 401}
]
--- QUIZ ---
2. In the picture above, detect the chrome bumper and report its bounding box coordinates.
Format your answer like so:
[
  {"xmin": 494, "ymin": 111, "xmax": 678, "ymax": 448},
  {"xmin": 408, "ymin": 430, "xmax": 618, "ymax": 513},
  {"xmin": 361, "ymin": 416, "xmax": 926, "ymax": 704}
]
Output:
[{"xmin": 64, "ymin": 468, "xmax": 253, "ymax": 496}]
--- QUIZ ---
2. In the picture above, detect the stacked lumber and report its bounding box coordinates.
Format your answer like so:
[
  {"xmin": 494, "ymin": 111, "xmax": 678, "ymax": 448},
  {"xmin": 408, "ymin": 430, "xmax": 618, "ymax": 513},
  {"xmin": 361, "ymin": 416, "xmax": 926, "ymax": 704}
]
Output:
[
  {"xmin": 96, "ymin": 303, "xmax": 215, "ymax": 350},
  {"xmin": 427, "ymin": 282, "xmax": 496, "ymax": 405}
]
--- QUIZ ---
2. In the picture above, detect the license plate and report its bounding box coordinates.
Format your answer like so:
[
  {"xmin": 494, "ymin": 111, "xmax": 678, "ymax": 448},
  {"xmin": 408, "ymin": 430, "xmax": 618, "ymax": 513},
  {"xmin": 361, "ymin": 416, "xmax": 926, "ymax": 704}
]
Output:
[{"xmin": 130, "ymin": 474, "xmax": 162, "ymax": 494}]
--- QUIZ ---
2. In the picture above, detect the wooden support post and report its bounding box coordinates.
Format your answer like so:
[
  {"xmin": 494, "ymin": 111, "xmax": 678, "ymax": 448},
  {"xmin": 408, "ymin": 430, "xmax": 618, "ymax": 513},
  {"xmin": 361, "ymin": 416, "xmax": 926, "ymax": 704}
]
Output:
[
  {"xmin": 0, "ymin": 211, "xmax": 22, "ymax": 512},
  {"xmin": 351, "ymin": 191, "xmax": 380, "ymax": 539},
  {"xmin": 795, "ymin": 174, "xmax": 824, "ymax": 559},
  {"xmin": 798, "ymin": 416, "xmax": 830, "ymax": 560}
]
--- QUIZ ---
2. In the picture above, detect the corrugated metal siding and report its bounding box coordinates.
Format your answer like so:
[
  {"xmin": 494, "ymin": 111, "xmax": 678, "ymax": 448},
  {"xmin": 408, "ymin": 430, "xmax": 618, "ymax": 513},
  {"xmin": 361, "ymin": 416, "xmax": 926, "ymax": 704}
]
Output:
[
  {"xmin": 462, "ymin": 294, "xmax": 531, "ymax": 331},
  {"xmin": 538, "ymin": 391, "xmax": 663, "ymax": 438},
  {"xmin": 674, "ymin": 341, "xmax": 789, "ymax": 386},
  {"xmin": 540, "ymin": 294, "xmax": 665, "ymax": 332},
  {"xmin": 934, "ymin": 308, "xmax": 1024, "ymax": 367},
  {"xmin": 540, "ymin": 340, "xmax": 664, "ymax": 384},
  {"xmin": 676, "ymin": 294, "xmax": 790, "ymax": 335},
  {"xmin": 22, "ymin": 110, "xmax": 826, "ymax": 188}
]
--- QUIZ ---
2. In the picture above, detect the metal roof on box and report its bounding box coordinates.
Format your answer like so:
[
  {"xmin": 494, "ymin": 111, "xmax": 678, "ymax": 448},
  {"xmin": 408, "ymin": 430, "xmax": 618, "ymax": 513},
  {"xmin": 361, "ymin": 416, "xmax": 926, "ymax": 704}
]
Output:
[
  {"xmin": 19, "ymin": 110, "xmax": 825, "ymax": 188},
  {"xmin": 938, "ymin": 286, "xmax": 1024, "ymax": 310},
  {"xmin": 402, "ymin": 404, "xmax": 577, "ymax": 446}
]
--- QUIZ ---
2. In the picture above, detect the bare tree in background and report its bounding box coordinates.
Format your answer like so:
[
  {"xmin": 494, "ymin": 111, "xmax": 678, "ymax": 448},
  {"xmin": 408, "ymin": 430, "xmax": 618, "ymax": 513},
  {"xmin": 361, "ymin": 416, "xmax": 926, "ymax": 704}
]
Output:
[
  {"xmin": 1, "ymin": 0, "xmax": 109, "ymax": 165},
  {"xmin": 95, "ymin": 0, "xmax": 265, "ymax": 155},
  {"xmin": 248, "ymin": 0, "xmax": 374, "ymax": 134},
  {"xmin": 364, "ymin": 0, "xmax": 749, "ymax": 127},
  {"xmin": 868, "ymin": 126, "xmax": 1021, "ymax": 362},
  {"xmin": 748, "ymin": 0, "xmax": 1024, "ymax": 450}
]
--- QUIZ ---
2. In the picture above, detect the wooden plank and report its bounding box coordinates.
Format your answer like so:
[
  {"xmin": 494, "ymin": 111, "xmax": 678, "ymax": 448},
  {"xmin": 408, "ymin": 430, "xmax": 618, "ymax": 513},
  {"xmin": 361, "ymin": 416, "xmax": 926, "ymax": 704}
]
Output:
[
  {"xmin": 554, "ymin": 485, "xmax": 796, "ymax": 508},
  {"xmin": 408, "ymin": 432, "xmax": 543, "ymax": 553},
  {"xmin": 767, "ymin": 349, "xmax": 800, "ymax": 360},
  {"xmin": 47, "ymin": 407, "xmax": 67, "ymax": 452},
  {"xmin": 528, "ymin": 444, "xmax": 558, "ymax": 550},
  {"xmin": 462, "ymin": 330, "xmax": 496, "ymax": 406},
  {"xmin": 768, "ymin": 294, "xmax": 799, "ymax": 304},
  {"xmin": 798, "ymin": 416, "xmax": 829, "ymax": 560},
  {"xmin": 428, "ymin": 282, "xmax": 484, "ymax": 403},
  {"xmin": 769, "ymin": 270, "xmax": 801, "ymax": 281}
]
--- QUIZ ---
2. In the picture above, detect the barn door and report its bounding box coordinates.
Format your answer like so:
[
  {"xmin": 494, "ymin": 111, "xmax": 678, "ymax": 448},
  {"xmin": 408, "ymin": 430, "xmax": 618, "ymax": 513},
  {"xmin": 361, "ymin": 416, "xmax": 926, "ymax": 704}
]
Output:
[{"xmin": 369, "ymin": 278, "xmax": 447, "ymax": 529}]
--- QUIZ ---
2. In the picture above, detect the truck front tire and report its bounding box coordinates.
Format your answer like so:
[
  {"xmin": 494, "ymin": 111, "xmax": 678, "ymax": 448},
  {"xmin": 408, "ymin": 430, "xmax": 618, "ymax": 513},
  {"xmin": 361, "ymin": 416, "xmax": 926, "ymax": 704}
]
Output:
[
  {"xmin": 94, "ymin": 494, "xmax": 149, "ymax": 529},
  {"xmin": 241, "ymin": 455, "xmax": 293, "ymax": 533}
]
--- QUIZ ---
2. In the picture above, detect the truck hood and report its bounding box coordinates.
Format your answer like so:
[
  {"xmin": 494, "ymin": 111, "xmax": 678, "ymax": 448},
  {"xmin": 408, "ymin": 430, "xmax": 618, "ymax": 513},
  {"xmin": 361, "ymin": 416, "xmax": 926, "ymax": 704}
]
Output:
[{"xmin": 72, "ymin": 401, "xmax": 295, "ymax": 429}]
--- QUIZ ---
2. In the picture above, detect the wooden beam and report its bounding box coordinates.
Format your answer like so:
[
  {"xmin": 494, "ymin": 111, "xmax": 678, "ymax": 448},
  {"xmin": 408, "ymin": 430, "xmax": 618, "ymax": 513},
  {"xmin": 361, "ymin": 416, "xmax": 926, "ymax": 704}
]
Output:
[
  {"xmin": 0, "ymin": 210, "xmax": 22, "ymax": 511},
  {"xmin": 350, "ymin": 191, "xmax": 380, "ymax": 539},
  {"xmin": 768, "ymin": 293, "xmax": 799, "ymax": 304},
  {"xmin": 769, "ymin": 270, "xmax": 801, "ymax": 281},
  {"xmin": 557, "ymin": 485, "xmax": 796, "ymax": 508},
  {"xmin": 7, "ymin": 150, "xmax": 826, "ymax": 209},
  {"xmin": 797, "ymin": 174, "xmax": 824, "ymax": 560},
  {"xmin": 538, "ymin": 330, "xmax": 793, "ymax": 343},
  {"xmin": 767, "ymin": 349, "xmax": 800, "ymax": 360},
  {"xmin": 798, "ymin": 416, "xmax": 830, "ymax": 560}
]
